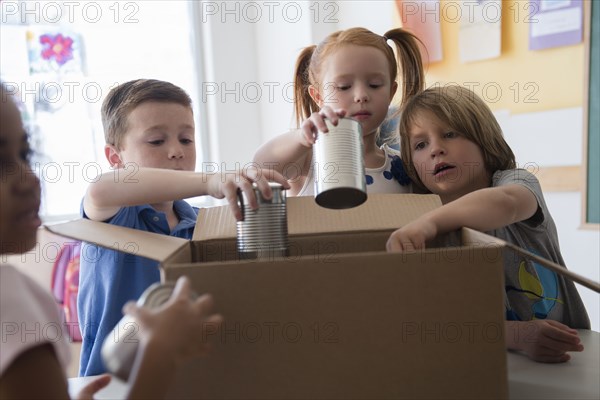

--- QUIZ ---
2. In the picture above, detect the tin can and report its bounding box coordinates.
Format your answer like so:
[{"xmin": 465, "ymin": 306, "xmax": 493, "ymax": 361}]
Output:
[
  {"xmin": 313, "ymin": 117, "xmax": 367, "ymax": 209},
  {"xmin": 101, "ymin": 282, "xmax": 195, "ymax": 381},
  {"xmin": 237, "ymin": 182, "xmax": 289, "ymax": 260}
]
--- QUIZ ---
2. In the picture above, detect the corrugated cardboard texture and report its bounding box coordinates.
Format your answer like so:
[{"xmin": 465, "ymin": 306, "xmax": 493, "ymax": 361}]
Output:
[
  {"xmin": 193, "ymin": 194, "xmax": 442, "ymax": 241},
  {"xmin": 164, "ymin": 246, "xmax": 508, "ymax": 399}
]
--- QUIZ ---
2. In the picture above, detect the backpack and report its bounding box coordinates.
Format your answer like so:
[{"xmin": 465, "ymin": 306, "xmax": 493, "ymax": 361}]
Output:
[{"xmin": 51, "ymin": 241, "xmax": 82, "ymax": 342}]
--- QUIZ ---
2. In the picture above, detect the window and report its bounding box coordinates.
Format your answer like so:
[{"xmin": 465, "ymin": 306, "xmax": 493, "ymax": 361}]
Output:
[{"xmin": 0, "ymin": 1, "xmax": 204, "ymax": 221}]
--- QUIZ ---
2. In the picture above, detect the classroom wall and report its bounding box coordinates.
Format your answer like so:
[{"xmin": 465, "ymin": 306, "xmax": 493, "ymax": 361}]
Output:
[{"xmin": 198, "ymin": 1, "xmax": 599, "ymax": 330}]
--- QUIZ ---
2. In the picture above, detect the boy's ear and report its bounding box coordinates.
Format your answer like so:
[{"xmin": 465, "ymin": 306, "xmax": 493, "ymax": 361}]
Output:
[
  {"xmin": 308, "ymin": 85, "xmax": 323, "ymax": 107},
  {"xmin": 105, "ymin": 144, "xmax": 123, "ymax": 168}
]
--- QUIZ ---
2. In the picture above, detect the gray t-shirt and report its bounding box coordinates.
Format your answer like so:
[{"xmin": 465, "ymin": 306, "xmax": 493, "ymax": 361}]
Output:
[{"xmin": 489, "ymin": 169, "xmax": 590, "ymax": 329}]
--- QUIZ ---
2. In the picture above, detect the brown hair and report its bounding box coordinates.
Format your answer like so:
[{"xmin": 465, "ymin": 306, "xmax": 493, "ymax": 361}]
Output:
[
  {"xmin": 293, "ymin": 27, "xmax": 425, "ymax": 128},
  {"xmin": 101, "ymin": 79, "xmax": 192, "ymax": 148},
  {"xmin": 399, "ymin": 85, "xmax": 516, "ymax": 192}
]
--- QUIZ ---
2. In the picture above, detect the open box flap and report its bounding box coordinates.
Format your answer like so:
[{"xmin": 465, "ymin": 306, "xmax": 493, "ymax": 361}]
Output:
[
  {"xmin": 194, "ymin": 193, "xmax": 442, "ymax": 241},
  {"xmin": 45, "ymin": 219, "xmax": 189, "ymax": 262},
  {"xmin": 462, "ymin": 228, "xmax": 600, "ymax": 293}
]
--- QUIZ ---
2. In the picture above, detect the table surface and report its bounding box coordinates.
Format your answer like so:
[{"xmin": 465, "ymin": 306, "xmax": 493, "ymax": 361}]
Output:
[
  {"xmin": 69, "ymin": 330, "xmax": 600, "ymax": 399},
  {"xmin": 507, "ymin": 329, "xmax": 599, "ymax": 399}
]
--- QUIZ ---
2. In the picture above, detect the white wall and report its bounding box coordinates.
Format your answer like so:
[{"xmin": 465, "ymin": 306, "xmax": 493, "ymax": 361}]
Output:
[
  {"xmin": 196, "ymin": 2, "xmax": 262, "ymax": 167},
  {"xmin": 198, "ymin": 1, "xmax": 599, "ymax": 330},
  {"xmin": 254, "ymin": 2, "xmax": 315, "ymax": 147}
]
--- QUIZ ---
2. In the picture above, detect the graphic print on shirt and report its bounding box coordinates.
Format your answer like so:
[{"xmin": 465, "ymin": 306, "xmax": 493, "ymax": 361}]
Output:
[{"xmin": 506, "ymin": 250, "xmax": 561, "ymax": 320}]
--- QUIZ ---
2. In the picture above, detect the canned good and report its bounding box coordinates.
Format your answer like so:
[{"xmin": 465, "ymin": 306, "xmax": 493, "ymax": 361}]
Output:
[
  {"xmin": 101, "ymin": 282, "xmax": 196, "ymax": 381},
  {"xmin": 313, "ymin": 117, "xmax": 367, "ymax": 209},
  {"xmin": 237, "ymin": 182, "xmax": 289, "ymax": 260}
]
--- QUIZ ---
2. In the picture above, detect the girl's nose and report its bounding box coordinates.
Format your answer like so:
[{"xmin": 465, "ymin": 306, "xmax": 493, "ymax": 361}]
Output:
[
  {"xmin": 169, "ymin": 145, "xmax": 184, "ymax": 159},
  {"xmin": 354, "ymin": 86, "xmax": 369, "ymax": 103}
]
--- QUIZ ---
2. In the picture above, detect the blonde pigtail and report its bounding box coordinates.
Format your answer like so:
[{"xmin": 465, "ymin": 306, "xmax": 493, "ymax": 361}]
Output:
[
  {"xmin": 293, "ymin": 45, "xmax": 319, "ymax": 127},
  {"xmin": 383, "ymin": 28, "xmax": 425, "ymax": 107}
]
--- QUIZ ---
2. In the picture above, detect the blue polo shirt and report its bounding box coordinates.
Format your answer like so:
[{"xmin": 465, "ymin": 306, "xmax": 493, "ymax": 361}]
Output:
[{"xmin": 77, "ymin": 201, "xmax": 198, "ymax": 376}]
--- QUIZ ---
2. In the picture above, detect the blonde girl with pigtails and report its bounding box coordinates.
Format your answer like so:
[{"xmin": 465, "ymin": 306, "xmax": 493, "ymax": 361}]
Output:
[{"xmin": 254, "ymin": 27, "xmax": 425, "ymax": 196}]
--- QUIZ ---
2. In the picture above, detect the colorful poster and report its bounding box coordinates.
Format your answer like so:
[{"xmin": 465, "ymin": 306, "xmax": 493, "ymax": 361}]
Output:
[
  {"xmin": 26, "ymin": 27, "xmax": 83, "ymax": 75},
  {"xmin": 459, "ymin": 0, "xmax": 502, "ymax": 63},
  {"xmin": 396, "ymin": 0, "xmax": 443, "ymax": 64},
  {"xmin": 529, "ymin": 0, "xmax": 583, "ymax": 50}
]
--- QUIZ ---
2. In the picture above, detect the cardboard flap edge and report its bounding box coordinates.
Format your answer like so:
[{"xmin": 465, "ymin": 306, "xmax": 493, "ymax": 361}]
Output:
[
  {"xmin": 45, "ymin": 219, "xmax": 188, "ymax": 262},
  {"xmin": 194, "ymin": 193, "xmax": 443, "ymax": 241},
  {"xmin": 462, "ymin": 228, "xmax": 600, "ymax": 293}
]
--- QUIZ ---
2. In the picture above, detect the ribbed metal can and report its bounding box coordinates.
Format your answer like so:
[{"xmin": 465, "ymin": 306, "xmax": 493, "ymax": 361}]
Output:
[
  {"xmin": 313, "ymin": 117, "xmax": 367, "ymax": 209},
  {"xmin": 237, "ymin": 182, "xmax": 289, "ymax": 260},
  {"xmin": 101, "ymin": 282, "xmax": 195, "ymax": 381}
]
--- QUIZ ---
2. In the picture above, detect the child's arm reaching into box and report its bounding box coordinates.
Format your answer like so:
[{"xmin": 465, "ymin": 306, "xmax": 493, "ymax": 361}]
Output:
[
  {"xmin": 385, "ymin": 184, "xmax": 585, "ymax": 363},
  {"xmin": 84, "ymin": 167, "xmax": 289, "ymax": 222},
  {"xmin": 385, "ymin": 184, "xmax": 538, "ymax": 252}
]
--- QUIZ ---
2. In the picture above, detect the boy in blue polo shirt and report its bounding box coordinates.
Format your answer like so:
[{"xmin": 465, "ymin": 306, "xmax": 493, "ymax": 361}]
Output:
[{"xmin": 78, "ymin": 79, "xmax": 287, "ymax": 376}]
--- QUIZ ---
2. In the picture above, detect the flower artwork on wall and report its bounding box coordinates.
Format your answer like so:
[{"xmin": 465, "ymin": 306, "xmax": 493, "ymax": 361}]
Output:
[
  {"xmin": 40, "ymin": 33, "xmax": 74, "ymax": 65},
  {"xmin": 27, "ymin": 28, "xmax": 83, "ymax": 75},
  {"xmin": 25, "ymin": 28, "xmax": 85, "ymax": 112}
]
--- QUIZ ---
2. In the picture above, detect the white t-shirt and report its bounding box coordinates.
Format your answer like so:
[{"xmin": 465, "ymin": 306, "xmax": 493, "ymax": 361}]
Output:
[
  {"xmin": 297, "ymin": 144, "xmax": 412, "ymax": 196},
  {"xmin": 0, "ymin": 264, "xmax": 71, "ymax": 376}
]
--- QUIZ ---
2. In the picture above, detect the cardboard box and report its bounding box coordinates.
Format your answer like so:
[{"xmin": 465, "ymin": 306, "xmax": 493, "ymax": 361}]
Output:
[{"xmin": 46, "ymin": 194, "xmax": 599, "ymax": 399}]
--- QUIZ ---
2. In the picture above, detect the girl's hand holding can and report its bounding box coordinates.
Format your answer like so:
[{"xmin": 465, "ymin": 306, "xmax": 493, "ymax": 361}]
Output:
[{"xmin": 300, "ymin": 106, "xmax": 347, "ymax": 146}]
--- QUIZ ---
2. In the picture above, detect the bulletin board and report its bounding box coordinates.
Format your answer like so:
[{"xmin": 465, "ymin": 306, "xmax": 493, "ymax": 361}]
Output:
[
  {"xmin": 404, "ymin": 1, "xmax": 586, "ymax": 114},
  {"xmin": 583, "ymin": 0, "xmax": 599, "ymax": 226}
]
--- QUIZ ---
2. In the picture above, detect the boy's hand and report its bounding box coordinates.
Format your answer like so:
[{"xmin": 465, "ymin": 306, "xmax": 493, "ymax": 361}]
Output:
[
  {"xmin": 123, "ymin": 277, "xmax": 223, "ymax": 367},
  {"xmin": 506, "ymin": 320, "xmax": 584, "ymax": 363},
  {"xmin": 386, "ymin": 217, "xmax": 438, "ymax": 252},
  {"xmin": 300, "ymin": 106, "xmax": 347, "ymax": 146},
  {"xmin": 205, "ymin": 166, "xmax": 290, "ymax": 221}
]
